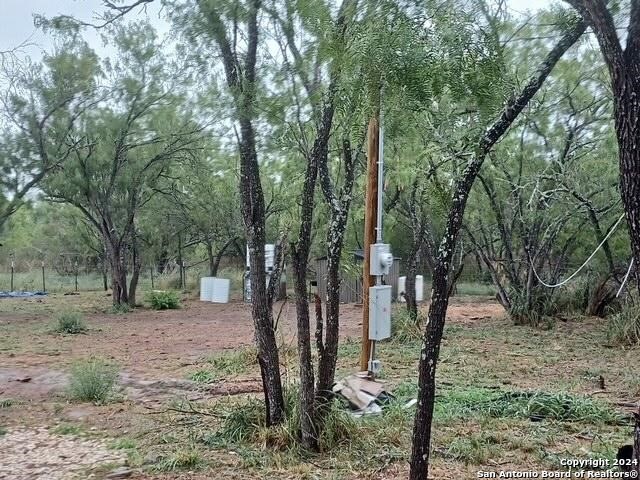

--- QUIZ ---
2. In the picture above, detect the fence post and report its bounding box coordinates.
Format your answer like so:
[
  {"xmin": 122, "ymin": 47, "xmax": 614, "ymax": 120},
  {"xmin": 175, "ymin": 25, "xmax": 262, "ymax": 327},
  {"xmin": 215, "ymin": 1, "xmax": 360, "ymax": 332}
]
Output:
[
  {"xmin": 150, "ymin": 266, "xmax": 154, "ymax": 290},
  {"xmin": 10, "ymin": 260, "xmax": 14, "ymax": 292},
  {"xmin": 74, "ymin": 261, "xmax": 78, "ymax": 292},
  {"xmin": 182, "ymin": 261, "xmax": 186, "ymax": 290},
  {"xmin": 42, "ymin": 261, "xmax": 46, "ymax": 292}
]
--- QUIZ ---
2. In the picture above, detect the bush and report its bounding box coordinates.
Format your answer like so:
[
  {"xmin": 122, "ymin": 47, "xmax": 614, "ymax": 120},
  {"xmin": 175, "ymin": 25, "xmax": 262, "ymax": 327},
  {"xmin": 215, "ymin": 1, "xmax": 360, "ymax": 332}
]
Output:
[
  {"xmin": 607, "ymin": 302, "xmax": 640, "ymax": 345},
  {"xmin": 146, "ymin": 290, "xmax": 180, "ymax": 310},
  {"xmin": 54, "ymin": 311, "xmax": 87, "ymax": 334},
  {"xmin": 68, "ymin": 358, "xmax": 118, "ymax": 404},
  {"xmin": 390, "ymin": 308, "xmax": 423, "ymax": 343}
]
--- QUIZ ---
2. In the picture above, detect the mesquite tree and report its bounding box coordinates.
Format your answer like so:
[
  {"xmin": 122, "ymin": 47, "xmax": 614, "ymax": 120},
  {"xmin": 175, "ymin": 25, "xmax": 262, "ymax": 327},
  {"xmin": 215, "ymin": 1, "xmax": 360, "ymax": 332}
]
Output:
[
  {"xmin": 179, "ymin": 0, "xmax": 287, "ymax": 426},
  {"xmin": 45, "ymin": 24, "xmax": 202, "ymax": 306},
  {"xmin": 564, "ymin": 0, "xmax": 640, "ymax": 297},
  {"xmin": 0, "ymin": 43, "xmax": 98, "ymax": 232},
  {"xmin": 409, "ymin": 15, "xmax": 586, "ymax": 480}
]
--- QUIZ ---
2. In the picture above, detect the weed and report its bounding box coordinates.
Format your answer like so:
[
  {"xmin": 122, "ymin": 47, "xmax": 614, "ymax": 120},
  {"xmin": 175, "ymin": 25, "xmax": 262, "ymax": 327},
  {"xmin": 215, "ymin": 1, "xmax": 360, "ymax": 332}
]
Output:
[
  {"xmin": 191, "ymin": 348, "xmax": 257, "ymax": 383},
  {"xmin": 53, "ymin": 423, "xmax": 83, "ymax": 435},
  {"xmin": 154, "ymin": 448, "xmax": 203, "ymax": 472},
  {"xmin": 53, "ymin": 311, "xmax": 87, "ymax": 334},
  {"xmin": 146, "ymin": 290, "xmax": 180, "ymax": 310},
  {"xmin": 0, "ymin": 398, "xmax": 14, "ymax": 408},
  {"xmin": 68, "ymin": 357, "xmax": 118, "ymax": 404},
  {"xmin": 0, "ymin": 426, "xmax": 6, "ymax": 436},
  {"xmin": 390, "ymin": 308, "xmax": 423, "ymax": 343},
  {"xmin": 110, "ymin": 303, "xmax": 131, "ymax": 315},
  {"xmin": 110, "ymin": 437, "xmax": 136, "ymax": 450},
  {"xmin": 607, "ymin": 301, "xmax": 640, "ymax": 345}
]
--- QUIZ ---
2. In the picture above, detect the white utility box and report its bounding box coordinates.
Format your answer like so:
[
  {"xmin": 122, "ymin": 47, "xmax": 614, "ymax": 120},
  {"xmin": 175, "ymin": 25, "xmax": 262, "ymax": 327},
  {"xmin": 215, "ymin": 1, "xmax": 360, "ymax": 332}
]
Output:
[
  {"xmin": 200, "ymin": 277, "xmax": 230, "ymax": 303},
  {"xmin": 210, "ymin": 278, "xmax": 230, "ymax": 303},
  {"xmin": 369, "ymin": 285, "xmax": 392, "ymax": 340},
  {"xmin": 370, "ymin": 243, "xmax": 393, "ymax": 276},
  {"xmin": 246, "ymin": 244, "xmax": 276, "ymax": 272},
  {"xmin": 397, "ymin": 275, "xmax": 424, "ymax": 302},
  {"xmin": 200, "ymin": 277, "xmax": 215, "ymax": 302}
]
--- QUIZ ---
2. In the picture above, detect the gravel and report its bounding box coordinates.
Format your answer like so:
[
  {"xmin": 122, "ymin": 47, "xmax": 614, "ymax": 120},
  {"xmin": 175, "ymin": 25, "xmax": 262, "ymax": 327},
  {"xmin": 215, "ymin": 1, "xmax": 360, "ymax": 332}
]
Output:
[{"xmin": 0, "ymin": 427, "xmax": 126, "ymax": 480}]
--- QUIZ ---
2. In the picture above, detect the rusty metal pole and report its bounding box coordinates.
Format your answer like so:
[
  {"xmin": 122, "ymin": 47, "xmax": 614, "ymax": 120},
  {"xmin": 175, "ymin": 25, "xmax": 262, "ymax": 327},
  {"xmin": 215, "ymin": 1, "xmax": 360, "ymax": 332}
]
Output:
[{"xmin": 360, "ymin": 114, "xmax": 379, "ymax": 372}]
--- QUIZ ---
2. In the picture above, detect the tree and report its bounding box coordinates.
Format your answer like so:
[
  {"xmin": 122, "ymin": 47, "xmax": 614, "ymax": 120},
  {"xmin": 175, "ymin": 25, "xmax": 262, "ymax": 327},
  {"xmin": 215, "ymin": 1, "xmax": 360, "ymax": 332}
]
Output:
[
  {"xmin": 45, "ymin": 24, "xmax": 202, "ymax": 306},
  {"xmin": 179, "ymin": 0, "xmax": 287, "ymax": 426},
  {"xmin": 564, "ymin": 0, "xmax": 640, "ymax": 298},
  {"xmin": 409, "ymin": 12, "xmax": 586, "ymax": 479},
  {"xmin": 0, "ymin": 41, "xmax": 98, "ymax": 232}
]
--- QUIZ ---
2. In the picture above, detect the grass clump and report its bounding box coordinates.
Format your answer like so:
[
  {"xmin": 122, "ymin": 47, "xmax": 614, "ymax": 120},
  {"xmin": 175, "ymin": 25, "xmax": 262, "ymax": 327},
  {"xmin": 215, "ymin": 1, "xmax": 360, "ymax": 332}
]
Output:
[
  {"xmin": 68, "ymin": 357, "xmax": 118, "ymax": 404},
  {"xmin": 437, "ymin": 387, "xmax": 628, "ymax": 425},
  {"xmin": 0, "ymin": 398, "xmax": 14, "ymax": 408},
  {"xmin": 390, "ymin": 308, "xmax": 423, "ymax": 343},
  {"xmin": 146, "ymin": 290, "xmax": 180, "ymax": 310},
  {"xmin": 154, "ymin": 448, "xmax": 203, "ymax": 472},
  {"xmin": 190, "ymin": 348, "xmax": 257, "ymax": 383},
  {"xmin": 110, "ymin": 303, "xmax": 131, "ymax": 315},
  {"xmin": 607, "ymin": 301, "xmax": 640, "ymax": 345},
  {"xmin": 53, "ymin": 311, "xmax": 87, "ymax": 334}
]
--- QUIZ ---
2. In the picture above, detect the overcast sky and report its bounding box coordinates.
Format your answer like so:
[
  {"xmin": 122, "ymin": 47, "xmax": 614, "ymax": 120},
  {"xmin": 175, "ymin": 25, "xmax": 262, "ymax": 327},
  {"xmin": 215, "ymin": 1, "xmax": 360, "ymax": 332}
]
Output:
[{"xmin": 1, "ymin": 0, "xmax": 556, "ymax": 58}]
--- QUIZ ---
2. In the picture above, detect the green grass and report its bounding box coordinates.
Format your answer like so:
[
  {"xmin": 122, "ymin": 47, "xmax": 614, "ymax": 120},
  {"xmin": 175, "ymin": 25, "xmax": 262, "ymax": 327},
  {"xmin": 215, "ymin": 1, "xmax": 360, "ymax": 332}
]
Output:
[
  {"xmin": 53, "ymin": 310, "xmax": 87, "ymax": 334},
  {"xmin": 145, "ymin": 290, "xmax": 180, "ymax": 310},
  {"xmin": 67, "ymin": 357, "xmax": 119, "ymax": 404},
  {"xmin": 189, "ymin": 347, "xmax": 257, "ymax": 383},
  {"xmin": 53, "ymin": 423, "xmax": 84, "ymax": 435},
  {"xmin": 607, "ymin": 301, "xmax": 640, "ymax": 345},
  {"xmin": 154, "ymin": 448, "xmax": 203, "ymax": 472}
]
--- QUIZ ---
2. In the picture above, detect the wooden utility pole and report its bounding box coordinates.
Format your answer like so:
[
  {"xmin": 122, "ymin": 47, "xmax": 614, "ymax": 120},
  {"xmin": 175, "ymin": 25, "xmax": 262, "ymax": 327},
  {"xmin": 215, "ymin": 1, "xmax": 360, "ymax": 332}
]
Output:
[{"xmin": 360, "ymin": 114, "xmax": 379, "ymax": 371}]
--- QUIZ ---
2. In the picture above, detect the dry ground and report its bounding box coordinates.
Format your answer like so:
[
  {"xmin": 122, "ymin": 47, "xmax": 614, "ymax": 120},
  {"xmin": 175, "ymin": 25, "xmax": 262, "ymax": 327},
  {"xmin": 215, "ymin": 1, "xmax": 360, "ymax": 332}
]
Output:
[{"xmin": 0, "ymin": 291, "xmax": 637, "ymax": 479}]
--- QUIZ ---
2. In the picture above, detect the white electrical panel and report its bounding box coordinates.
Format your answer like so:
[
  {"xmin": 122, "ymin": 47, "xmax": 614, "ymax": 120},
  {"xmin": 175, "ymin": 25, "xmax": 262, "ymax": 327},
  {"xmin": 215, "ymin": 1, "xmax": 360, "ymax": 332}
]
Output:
[
  {"xmin": 246, "ymin": 244, "xmax": 276, "ymax": 272},
  {"xmin": 369, "ymin": 285, "xmax": 392, "ymax": 340},
  {"xmin": 370, "ymin": 243, "xmax": 393, "ymax": 276}
]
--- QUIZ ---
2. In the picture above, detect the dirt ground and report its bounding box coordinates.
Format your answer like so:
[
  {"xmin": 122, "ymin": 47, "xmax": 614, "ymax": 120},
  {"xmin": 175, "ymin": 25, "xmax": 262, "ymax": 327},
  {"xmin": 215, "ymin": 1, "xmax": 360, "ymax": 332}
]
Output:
[{"xmin": 2, "ymin": 293, "xmax": 636, "ymax": 480}]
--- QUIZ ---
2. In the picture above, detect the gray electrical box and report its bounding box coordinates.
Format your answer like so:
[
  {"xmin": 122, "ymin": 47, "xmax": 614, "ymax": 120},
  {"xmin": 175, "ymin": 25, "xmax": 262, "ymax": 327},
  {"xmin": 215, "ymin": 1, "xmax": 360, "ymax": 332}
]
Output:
[
  {"xmin": 370, "ymin": 243, "xmax": 393, "ymax": 276},
  {"xmin": 369, "ymin": 285, "xmax": 392, "ymax": 340}
]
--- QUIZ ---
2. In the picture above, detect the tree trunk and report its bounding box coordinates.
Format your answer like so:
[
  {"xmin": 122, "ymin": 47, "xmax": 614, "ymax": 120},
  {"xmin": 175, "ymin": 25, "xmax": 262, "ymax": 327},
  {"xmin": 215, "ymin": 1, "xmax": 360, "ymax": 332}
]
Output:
[
  {"xmin": 316, "ymin": 139, "xmax": 356, "ymax": 409},
  {"xmin": 292, "ymin": 249, "xmax": 317, "ymax": 450},
  {"xmin": 409, "ymin": 19, "xmax": 585, "ymax": 479},
  {"xmin": 405, "ymin": 244, "xmax": 420, "ymax": 324},
  {"xmin": 206, "ymin": 241, "xmax": 215, "ymax": 277},
  {"xmin": 617, "ymin": 104, "xmax": 640, "ymax": 294},
  {"xmin": 128, "ymin": 235, "xmax": 142, "ymax": 308}
]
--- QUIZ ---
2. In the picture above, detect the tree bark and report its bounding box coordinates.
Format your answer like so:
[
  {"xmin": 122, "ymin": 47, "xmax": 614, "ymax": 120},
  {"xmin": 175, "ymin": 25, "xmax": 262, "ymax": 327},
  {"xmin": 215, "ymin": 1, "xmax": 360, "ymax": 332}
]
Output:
[
  {"xmin": 564, "ymin": 0, "xmax": 640, "ymax": 293},
  {"xmin": 128, "ymin": 234, "xmax": 141, "ymax": 307},
  {"xmin": 316, "ymin": 139, "xmax": 357, "ymax": 406},
  {"xmin": 409, "ymin": 18, "xmax": 585, "ymax": 480}
]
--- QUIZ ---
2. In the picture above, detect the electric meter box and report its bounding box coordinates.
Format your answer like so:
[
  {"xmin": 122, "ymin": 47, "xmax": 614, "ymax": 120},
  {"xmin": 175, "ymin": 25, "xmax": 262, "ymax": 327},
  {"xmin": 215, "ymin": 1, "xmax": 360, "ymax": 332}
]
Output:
[
  {"xmin": 370, "ymin": 243, "xmax": 394, "ymax": 276},
  {"xmin": 369, "ymin": 285, "xmax": 392, "ymax": 340}
]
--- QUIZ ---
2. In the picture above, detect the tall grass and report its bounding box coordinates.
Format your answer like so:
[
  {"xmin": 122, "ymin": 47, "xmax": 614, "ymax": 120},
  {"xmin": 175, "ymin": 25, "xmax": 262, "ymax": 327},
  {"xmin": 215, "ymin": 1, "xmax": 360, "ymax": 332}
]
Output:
[
  {"xmin": 607, "ymin": 301, "xmax": 640, "ymax": 345},
  {"xmin": 68, "ymin": 358, "xmax": 118, "ymax": 404}
]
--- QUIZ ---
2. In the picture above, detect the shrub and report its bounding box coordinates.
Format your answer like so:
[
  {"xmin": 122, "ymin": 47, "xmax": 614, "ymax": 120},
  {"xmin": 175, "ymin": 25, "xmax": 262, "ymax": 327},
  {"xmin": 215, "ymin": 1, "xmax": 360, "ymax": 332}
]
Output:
[
  {"xmin": 146, "ymin": 290, "xmax": 180, "ymax": 310},
  {"xmin": 54, "ymin": 311, "xmax": 87, "ymax": 334},
  {"xmin": 68, "ymin": 358, "xmax": 118, "ymax": 404},
  {"xmin": 110, "ymin": 303, "xmax": 131, "ymax": 315},
  {"xmin": 607, "ymin": 302, "xmax": 640, "ymax": 345},
  {"xmin": 390, "ymin": 308, "xmax": 423, "ymax": 343}
]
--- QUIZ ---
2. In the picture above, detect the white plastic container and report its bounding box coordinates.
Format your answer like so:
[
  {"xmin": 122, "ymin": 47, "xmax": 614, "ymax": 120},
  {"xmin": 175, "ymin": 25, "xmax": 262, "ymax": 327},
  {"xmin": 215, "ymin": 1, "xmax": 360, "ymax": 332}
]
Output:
[
  {"xmin": 210, "ymin": 278, "xmax": 230, "ymax": 303},
  {"xmin": 200, "ymin": 277, "xmax": 230, "ymax": 303},
  {"xmin": 397, "ymin": 275, "xmax": 424, "ymax": 302},
  {"xmin": 200, "ymin": 277, "xmax": 215, "ymax": 302}
]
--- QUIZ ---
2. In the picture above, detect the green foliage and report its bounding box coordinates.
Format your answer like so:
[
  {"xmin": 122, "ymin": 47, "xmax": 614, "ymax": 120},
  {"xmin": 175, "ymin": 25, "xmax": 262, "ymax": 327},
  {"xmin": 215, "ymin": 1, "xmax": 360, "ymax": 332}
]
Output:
[
  {"xmin": 146, "ymin": 290, "xmax": 180, "ymax": 310},
  {"xmin": 0, "ymin": 398, "xmax": 14, "ymax": 409},
  {"xmin": 67, "ymin": 358, "xmax": 118, "ymax": 404},
  {"xmin": 154, "ymin": 449, "xmax": 203, "ymax": 472},
  {"xmin": 436, "ymin": 387, "xmax": 628, "ymax": 426},
  {"xmin": 390, "ymin": 308, "xmax": 423, "ymax": 343},
  {"xmin": 189, "ymin": 348, "xmax": 256, "ymax": 383},
  {"xmin": 110, "ymin": 303, "xmax": 132, "ymax": 315},
  {"xmin": 607, "ymin": 302, "xmax": 640, "ymax": 345},
  {"xmin": 53, "ymin": 311, "xmax": 87, "ymax": 334},
  {"xmin": 508, "ymin": 287, "xmax": 557, "ymax": 327}
]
